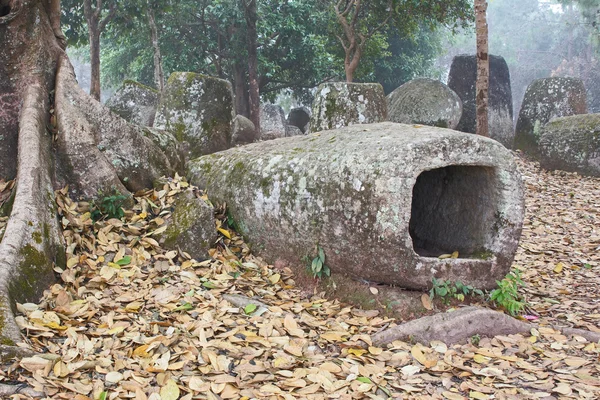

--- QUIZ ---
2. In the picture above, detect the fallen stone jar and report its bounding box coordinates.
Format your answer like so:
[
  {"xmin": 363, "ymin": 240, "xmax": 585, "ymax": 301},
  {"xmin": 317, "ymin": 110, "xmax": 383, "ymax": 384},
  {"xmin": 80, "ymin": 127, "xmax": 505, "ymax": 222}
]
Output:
[{"xmin": 188, "ymin": 122, "xmax": 524, "ymax": 290}]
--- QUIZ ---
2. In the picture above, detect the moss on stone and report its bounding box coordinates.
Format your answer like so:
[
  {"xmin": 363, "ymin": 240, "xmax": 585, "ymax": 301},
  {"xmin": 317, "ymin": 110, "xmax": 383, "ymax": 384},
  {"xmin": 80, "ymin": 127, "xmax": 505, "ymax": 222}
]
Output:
[
  {"xmin": 11, "ymin": 245, "xmax": 48, "ymax": 302},
  {"xmin": 32, "ymin": 230, "xmax": 42, "ymax": 244},
  {"xmin": 122, "ymin": 79, "xmax": 159, "ymax": 93}
]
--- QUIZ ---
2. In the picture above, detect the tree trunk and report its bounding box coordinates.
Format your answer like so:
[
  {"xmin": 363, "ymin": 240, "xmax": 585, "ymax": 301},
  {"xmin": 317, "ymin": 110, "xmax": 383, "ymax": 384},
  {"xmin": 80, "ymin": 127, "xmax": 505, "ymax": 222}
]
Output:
[
  {"xmin": 147, "ymin": 5, "xmax": 164, "ymax": 92},
  {"xmin": 0, "ymin": 0, "xmax": 173, "ymax": 348},
  {"xmin": 89, "ymin": 27, "xmax": 101, "ymax": 101},
  {"xmin": 475, "ymin": 0, "xmax": 489, "ymax": 137},
  {"xmin": 344, "ymin": 45, "xmax": 362, "ymax": 83},
  {"xmin": 243, "ymin": 0, "xmax": 260, "ymax": 135},
  {"xmin": 233, "ymin": 61, "xmax": 249, "ymax": 118}
]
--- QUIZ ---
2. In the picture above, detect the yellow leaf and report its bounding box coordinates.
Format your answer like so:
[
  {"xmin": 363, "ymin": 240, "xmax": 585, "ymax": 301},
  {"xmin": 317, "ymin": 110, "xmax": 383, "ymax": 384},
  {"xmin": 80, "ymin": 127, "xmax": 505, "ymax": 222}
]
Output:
[
  {"xmin": 348, "ymin": 348, "xmax": 368, "ymax": 357},
  {"xmin": 564, "ymin": 357, "xmax": 588, "ymax": 367},
  {"xmin": 553, "ymin": 383, "xmax": 572, "ymax": 396},
  {"xmin": 66, "ymin": 257, "xmax": 79, "ymax": 269},
  {"xmin": 443, "ymin": 391, "xmax": 466, "ymax": 400},
  {"xmin": 421, "ymin": 293, "xmax": 433, "ymax": 310},
  {"xmin": 473, "ymin": 354, "xmax": 490, "ymax": 364},
  {"xmin": 268, "ymin": 274, "xmax": 281, "ymax": 284},
  {"xmin": 106, "ymin": 326, "xmax": 125, "ymax": 335},
  {"xmin": 160, "ymin": 379, "xmax": 180, "ymax": 400},
  {"xmin": 133, "ymin": 345, "xmax": 151, "ymax": 358},
  {"xmin": 553, "ymin": 263, "xmax": 564, "ymax": 273},
  {"xmin": 451, "ymin": 251, "xmax": 459, "ymax": 259},
  {"xmin": 411, "ymin": 345, "xmax": 437, "ymax": 368},
  {"xmin": 217, "ymin": 228, "xmax": 231, "ymax": 239},
  {"xmin": 44, "ymin": 321, "xmax": 68, "ymax": 331},
  {"xmin": 125, "ymin": 301, "xmax": 143, "ymax": 312},
  {"xmin": 469, "ymin": 391, "xmax": 489, "ymax": 399},
  {"xmin": 438, "ymin": 254, "xmax": 452, "ymax": 259}
]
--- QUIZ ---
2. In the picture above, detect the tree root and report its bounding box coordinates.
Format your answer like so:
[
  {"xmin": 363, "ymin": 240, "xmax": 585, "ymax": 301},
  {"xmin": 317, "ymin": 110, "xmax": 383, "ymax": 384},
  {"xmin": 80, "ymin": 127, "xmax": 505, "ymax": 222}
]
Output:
[
  {"xmin": 0, "ymin": 345, "xmax": 38, "ymax": 361},
  {"xmin": 0, "ymin": 81, "xmax": 64, "ymax": 343},
  {"xmin": 372, "ymin": 306, "xmax": 600, "ymax": 346},
  {"xmin": 55, "ymin": 54, "xmax": 174, "ymax": 199},
  {"xmin": 0, "ymin": 383, "xmax": 44, "ymax": 398}
]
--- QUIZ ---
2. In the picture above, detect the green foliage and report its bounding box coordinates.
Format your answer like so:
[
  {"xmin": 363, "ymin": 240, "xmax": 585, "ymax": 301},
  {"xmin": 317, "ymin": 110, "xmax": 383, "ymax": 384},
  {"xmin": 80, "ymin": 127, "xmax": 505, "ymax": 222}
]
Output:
[
  {"xmin": 309, "ymin": 246, "xmax": 331, "ymax": 279},
  {"xmin": 90, "ymin": 192, "xmax": 128, "ymax": 221},
  {"xmin": 244, "ymin": 304, "xmax": 257, "ymax": 315},
  {"xmin": 430, "ymin": 277, "xmax": 484, "ymax": 304},
  {"xmin": 489, "ymin": 269, "xmax": 526, "ymax": 316},
  {"xmin": 470, "ymin": 334, "xmax": 481, "ymax": 346}
]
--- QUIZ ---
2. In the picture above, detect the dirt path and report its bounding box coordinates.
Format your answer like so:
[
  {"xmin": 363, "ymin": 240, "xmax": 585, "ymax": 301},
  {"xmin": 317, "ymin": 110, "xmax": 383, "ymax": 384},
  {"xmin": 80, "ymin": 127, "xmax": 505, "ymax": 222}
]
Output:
[{"xmin": 1, "ymin": 155, "xmax": 599, "ymax": 399}]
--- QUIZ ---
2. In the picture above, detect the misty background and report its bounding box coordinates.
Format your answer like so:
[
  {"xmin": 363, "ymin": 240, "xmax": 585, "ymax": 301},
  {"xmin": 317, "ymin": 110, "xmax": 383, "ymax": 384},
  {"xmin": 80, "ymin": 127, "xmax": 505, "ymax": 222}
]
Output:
[{"xmin": 69, "ymin": 0, "xmax": 600, "ymax": 120}]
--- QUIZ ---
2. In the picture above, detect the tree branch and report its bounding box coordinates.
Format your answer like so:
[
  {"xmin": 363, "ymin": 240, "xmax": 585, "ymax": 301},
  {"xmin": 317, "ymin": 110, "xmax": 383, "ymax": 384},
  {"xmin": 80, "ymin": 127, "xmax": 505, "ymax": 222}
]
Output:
[{"xmin": 99, "ymin": 2, "xmax": 117, "ymax": 32}]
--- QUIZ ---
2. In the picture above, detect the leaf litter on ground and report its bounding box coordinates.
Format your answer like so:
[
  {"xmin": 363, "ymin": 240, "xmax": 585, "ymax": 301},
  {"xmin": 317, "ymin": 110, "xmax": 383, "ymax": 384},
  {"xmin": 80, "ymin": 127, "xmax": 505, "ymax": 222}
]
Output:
[{"xmin": 1, "ymin": 155, "xmax": 600, "ymax": 399}]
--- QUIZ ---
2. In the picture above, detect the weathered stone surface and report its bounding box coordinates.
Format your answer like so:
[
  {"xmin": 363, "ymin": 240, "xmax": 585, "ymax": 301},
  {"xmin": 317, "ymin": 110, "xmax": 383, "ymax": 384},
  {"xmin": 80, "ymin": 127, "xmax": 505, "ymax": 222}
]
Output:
[
  {"xmin": 156, "ymin": 190, "xmax": 217, "ymax": 260},
  {"xmin": 287, "ymin": 106, "xmax": 311, "ymax": 133},
  {"xmin": 448, "ymin": 55, "xmax": 515, "ymax": 148},
  {"xmin": 105, "ymin": 80, "xmax": 159, "ymax": 127},
  {"xmin": 310, "ymin": 83, "xmax": 387, "ymax": 132},
  {"xmin": 286, "ymin": 125, "xmax": 303, "ymax": 137},
  {"xmin": 188, "ymin": 122, "xmax": 524, "ymax": 290},
  {"xmin": 539, "ymin": 113, "xmax": 600, "ymax": 176},
  {"xmin": 154, "ymin": 72, "xmax": 234, "ymax": 158},
  {"xmin": 260, "ymin": 104, "xmax": 287, "ymax": 140},
  {"xmin": 141, "ymin": 127, "xmax": 185, "ymax": 174},
  {"xmin": 55, "ymin": 57, "xmax": 173, "ymax": 197},
  {"xmin": 232, "ymin": 114, "xmax": 257, "ymax": 145},
  {"xmin": 387, "ymin": 78, "xmax": 462, "ymax": 129},
  {"xmin": 515, "ymin": 77, "xmax": 587, "ymax": 155}
]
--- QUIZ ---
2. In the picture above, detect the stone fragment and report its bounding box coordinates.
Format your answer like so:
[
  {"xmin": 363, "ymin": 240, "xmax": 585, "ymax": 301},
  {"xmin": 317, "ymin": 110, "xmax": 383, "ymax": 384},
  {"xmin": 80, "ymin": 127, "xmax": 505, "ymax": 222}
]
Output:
[
  {"xmin": 156, "ymin": 190, "xmax": 217, "ymax": 260},
  {"xmin": 287, "ymin": 106, "xmax": 311, "ymax": 133},
  {"xmin": 232, "ymin": 114, "xmax": 257, "ymax": 145},
  {"xmin": 154, "ymin": 72, "xmax": 234, "ymax": 158},
  {"xmin": 310, "ymin": 82, "xmax": 387, "ymax": 132},
  {"xmin": 260, "ymin": 104, "xmax": 288, "ymax": 140},
  {"xmin": 286, "ymin": 125, "xmax": 303, "ymax": 137},
  {"xmin": 140, "ymin": 127, "xmax": 186, "ymax": 174},
  {"xmin": 105, "ymin": 80, "xmax": 159, "ymax": 127},
  {"xmin": 515, "ymin": 77, "xmax": 587, "ymax": 156},
  {"xmin": 448, "ymin": 54, "xmax": 515, "ymax": 148},
  {"xmin": 188, "ymin": 122, "xmax": 524, "ymax": 290},
  {"xmin": 387, "ymin": 78, "xmax": 462, "ymax": 129},
  {"xmin": 539, "ymin": 113, "xmax": 600, "ymax": 177}
]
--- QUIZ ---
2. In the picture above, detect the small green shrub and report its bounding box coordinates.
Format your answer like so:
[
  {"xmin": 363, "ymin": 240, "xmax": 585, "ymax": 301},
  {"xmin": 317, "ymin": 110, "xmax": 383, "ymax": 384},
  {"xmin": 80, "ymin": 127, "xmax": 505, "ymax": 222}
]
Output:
[
  {"xmin": 309, "ymin": 246, "xmax": 330, "ymax": 279},
  {"xmin": 430, "ymin": 278, "xmax": 484, "ymax": 304},
  {"xmin": 90, "ymin": 192, "xmax": 128, "ymax": 221},
  {"xmin": 489, "ymin": 268, "xmax": 526, "ymax": 316}
]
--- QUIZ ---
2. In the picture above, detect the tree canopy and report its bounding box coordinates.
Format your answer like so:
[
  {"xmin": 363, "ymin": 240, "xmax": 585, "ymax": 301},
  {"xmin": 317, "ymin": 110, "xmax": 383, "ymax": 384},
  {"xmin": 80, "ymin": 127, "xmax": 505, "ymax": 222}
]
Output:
[{"xmin": 61, "ymin": 0, "xmax": 473, "ymax": 110}]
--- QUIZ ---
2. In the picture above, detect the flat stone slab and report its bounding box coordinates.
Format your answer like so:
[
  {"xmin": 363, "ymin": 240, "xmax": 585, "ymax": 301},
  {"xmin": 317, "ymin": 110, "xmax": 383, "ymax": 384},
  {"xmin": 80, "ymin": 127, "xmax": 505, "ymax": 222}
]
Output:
[{"xmin": 188, "ymin": 122, "xmax": 524, "ymax": 290}]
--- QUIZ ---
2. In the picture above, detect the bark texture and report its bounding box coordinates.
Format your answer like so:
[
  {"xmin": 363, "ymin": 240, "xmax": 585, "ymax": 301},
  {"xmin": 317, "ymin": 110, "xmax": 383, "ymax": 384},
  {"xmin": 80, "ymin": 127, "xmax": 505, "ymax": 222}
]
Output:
[
  {"xmin": 243, "ymin": 0, "xmax": 260, "ymax": 134},
  {"xmin": 147, "ymin": 5, "xmax": 164, "ymax": 92},
  {"xmin": 475, "ymin": 0, "xmax": 489, "ymax": 137},
  {"xmin": 0, "ymin": 0, "xmax": 174, "ymax": 347},
  {"xmin": 83, "ymin": 0, "xmax": 116, "ymax": 101},
  {"xmin": 0, "ymin": 0, "xmax": 65, "ymax": 344}
]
